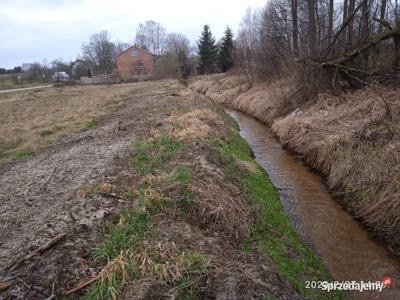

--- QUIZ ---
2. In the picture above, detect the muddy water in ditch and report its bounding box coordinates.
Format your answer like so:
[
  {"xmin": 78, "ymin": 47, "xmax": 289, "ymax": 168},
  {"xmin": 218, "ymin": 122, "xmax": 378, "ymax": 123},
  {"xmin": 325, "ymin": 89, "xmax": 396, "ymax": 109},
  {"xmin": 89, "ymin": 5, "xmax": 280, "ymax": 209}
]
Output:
[{"xmin": 227, "ymin": 110, "xmax": 400, "ymax": 299}]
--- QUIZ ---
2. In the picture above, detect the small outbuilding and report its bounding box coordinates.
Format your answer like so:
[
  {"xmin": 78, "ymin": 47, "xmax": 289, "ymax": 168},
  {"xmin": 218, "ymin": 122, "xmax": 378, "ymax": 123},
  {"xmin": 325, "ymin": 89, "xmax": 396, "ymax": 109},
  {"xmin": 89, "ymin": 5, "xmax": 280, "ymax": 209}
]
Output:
[{"xmin": 51, "ymin": 71, "xmax": 70, "ymax": 82}]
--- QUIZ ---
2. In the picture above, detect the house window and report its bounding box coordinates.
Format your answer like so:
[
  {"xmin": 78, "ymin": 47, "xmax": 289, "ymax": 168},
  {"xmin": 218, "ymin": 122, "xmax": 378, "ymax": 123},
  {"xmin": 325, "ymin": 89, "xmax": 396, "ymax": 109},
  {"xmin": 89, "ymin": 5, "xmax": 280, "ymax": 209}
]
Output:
[
  {"xmin": 131, "ymin": 50, "xmax": 138, "ymax": 57},
  {"xmin": 138, "ymin": 60, "xmax": 145, "ymax": 67}
]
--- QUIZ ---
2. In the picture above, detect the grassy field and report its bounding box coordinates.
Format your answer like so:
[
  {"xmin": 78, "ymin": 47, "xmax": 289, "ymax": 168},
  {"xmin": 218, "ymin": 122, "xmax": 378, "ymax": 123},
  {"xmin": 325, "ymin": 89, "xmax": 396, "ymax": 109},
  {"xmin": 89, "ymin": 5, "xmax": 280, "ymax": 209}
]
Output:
[
  {"xmin": 0, "ymin": 74, "xmax": 42, "ymax": 90},
  {"xmin": 0, "ymin": 74, "xmax": 17, "ymax": 90},
  {"xmin": 0, "ymin": 83, "xmax": 148, "ymax": 164}
]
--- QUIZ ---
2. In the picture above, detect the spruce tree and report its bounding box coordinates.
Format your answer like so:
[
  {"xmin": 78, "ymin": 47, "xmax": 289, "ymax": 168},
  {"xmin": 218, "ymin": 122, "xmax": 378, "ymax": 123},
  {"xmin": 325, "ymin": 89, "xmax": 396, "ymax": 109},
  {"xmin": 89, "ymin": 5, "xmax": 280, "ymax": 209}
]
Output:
[
  {"xmin": 197, "ymin": 25, "xmax": 218, "ymax": 74},
  {"xmin": 218, "ymin": 27, "xmax": 234, "ymax": 72}
]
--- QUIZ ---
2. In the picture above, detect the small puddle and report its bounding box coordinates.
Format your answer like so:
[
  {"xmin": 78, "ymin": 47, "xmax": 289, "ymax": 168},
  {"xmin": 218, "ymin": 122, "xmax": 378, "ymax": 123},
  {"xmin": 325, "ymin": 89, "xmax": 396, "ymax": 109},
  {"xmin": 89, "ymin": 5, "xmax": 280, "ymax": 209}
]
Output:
[{"xmin": 227, "ymin": 109, "xmax": 400, "ymax": 299}]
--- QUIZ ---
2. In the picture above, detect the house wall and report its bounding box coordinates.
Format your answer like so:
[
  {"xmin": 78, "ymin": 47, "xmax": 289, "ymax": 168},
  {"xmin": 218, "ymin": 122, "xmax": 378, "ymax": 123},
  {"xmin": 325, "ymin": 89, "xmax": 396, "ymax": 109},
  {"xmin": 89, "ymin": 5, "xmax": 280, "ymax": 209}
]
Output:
[{"xmin": 116, "ymin": 46, "xmax": 156, "ymax": 80}]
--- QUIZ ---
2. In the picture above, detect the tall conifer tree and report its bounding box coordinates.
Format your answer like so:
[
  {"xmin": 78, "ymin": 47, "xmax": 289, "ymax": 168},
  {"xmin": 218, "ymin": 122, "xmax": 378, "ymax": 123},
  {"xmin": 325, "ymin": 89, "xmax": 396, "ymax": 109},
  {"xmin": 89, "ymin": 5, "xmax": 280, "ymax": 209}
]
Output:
[
  {"xmin": 197, "ymin": 25, "xmax": 218, "ymax": 74},
  {"xmin": 218, "ymin": 27, "xmax": 234, "ymax": 72}
]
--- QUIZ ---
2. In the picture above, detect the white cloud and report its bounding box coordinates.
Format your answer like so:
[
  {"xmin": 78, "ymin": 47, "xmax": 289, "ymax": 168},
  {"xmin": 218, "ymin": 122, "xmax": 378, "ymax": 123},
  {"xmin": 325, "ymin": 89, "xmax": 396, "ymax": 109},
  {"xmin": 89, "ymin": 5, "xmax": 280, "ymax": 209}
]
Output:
[{"xmin": 0, "ymin": 0, "xmax": 266, "ymax": 68}]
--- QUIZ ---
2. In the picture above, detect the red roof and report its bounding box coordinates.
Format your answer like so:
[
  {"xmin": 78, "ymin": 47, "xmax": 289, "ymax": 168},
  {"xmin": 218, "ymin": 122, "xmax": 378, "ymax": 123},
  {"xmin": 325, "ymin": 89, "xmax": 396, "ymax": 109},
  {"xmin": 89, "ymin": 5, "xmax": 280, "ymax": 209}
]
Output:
[{"xmin": 116, "ymin": 45, "xmax": 156, "ymax": 57}]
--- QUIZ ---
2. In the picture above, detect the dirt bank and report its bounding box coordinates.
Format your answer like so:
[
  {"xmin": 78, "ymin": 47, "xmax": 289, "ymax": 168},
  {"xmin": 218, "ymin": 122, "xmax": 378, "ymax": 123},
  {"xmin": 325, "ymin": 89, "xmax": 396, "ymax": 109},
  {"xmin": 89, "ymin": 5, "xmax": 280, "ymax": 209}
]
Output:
[
  {"xmin": 0, "ymin": 80, "xmax": 341, "ymax": 299},
  {"xmin": 190, "ymin": 74, "xmax": 400, "ymax": 258}
]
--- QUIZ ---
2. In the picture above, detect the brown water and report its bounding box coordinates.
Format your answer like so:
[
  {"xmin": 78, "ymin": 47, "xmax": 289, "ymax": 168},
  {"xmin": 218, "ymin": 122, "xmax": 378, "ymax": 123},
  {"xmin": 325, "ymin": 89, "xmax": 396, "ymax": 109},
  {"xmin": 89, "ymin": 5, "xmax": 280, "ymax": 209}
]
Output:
[{"xmin": 227, "ymin": 110, "xmax": 400, "ymax": 299}]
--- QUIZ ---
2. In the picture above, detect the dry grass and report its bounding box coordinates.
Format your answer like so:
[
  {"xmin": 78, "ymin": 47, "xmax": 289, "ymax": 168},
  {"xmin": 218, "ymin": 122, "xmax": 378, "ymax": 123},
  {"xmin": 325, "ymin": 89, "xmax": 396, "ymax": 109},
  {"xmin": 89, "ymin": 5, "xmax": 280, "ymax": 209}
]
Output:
[
  {"xmin": 0, "ymin": 83, "xmax": 147, "ymax": 163},
  {"xmin": 135, "ymin": 240, "xmax": 208, "ymax": 284},
  {"xmin": 191, "ymin": 74, "xmax": 400, "ymax": 254},
  {"xmin": 168, "ymin": 108, "xmax": 221, "ymax": 140},
  {"xmin": 188, "ymin": 177, "xmax": 253, "ymax": 241},
  {"xmin": 190, "ymin": 74, "xmax": 298, "ymax": 121},
  {"xmin": 166, "ymin": 103, "xmax": 253, "ymax": 241},
  {"xmin": 237, "ymin": 159, "xmax": 258, "ymax": 174}
]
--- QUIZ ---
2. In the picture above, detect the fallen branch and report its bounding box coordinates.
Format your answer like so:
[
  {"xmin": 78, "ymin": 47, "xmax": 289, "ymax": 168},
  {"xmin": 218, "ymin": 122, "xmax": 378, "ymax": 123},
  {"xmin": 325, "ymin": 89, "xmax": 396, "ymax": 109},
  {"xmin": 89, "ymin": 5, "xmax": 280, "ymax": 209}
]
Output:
[
  {"xmin": 9, "ymin": 233, "xmax": 66, "ymax": 272},
  {"xmin": 321, "ymin": 24, "xmax": 399, "ymax": 67},
  {"xmin": 23, "ymin": 233, "xmax": 66, "ymax": 261},
  {"xmin": 65, "ymin": 254, "xmax": 126, "ymax": 295},
  {"xmin": 320, "ymin": 0, "xmax": 368, "ymax": 58},
  {"xmin": 373, "ymin": 18, "xmax": 395, "ymax": 31},
  {"xmin": 343, "ymin": 70, "xmax": 368, "ymax": 85},
  {"xmin": 64, "ymin": 274, "xmax": 101, "ymax": 295},
  {"xmin": 0, "ymin": 283, "xmax": 11, "ymax": 290},
  {"xmin": 323, "ymin": 63, "xmax": 372, "ymax": 74}
]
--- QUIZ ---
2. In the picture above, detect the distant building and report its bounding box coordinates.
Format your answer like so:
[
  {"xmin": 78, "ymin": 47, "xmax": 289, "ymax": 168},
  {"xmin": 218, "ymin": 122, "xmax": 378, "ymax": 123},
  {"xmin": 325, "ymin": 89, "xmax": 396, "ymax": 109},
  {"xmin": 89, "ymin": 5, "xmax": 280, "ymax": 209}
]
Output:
[
  {"xmin": 52, "ymin": 71, "xmax": 70, "ymax": 82},
  {"xmin": 116, "ymin": 45, "xmax": 156, "ymax": 80}
]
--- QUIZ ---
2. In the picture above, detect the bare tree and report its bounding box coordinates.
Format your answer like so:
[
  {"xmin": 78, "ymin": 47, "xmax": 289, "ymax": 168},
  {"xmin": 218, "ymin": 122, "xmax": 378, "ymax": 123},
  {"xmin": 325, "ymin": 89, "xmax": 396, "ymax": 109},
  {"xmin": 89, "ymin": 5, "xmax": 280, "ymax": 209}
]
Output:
[
  {"xmin": 154, "ymin": 33, "xmax": 193, "ymax": 79},
  {"xmin": 328, "ymin": 0, "xmax": 335, "ymax": 38},
  {"xmin": 82, "ymin": 31, "xmax": 117, "ymax": 75},
  {"xmin": 308, "ymin": 0, "xmax": 318, "ymax": 54},
  {"xmin": 291, "ymin": 0, "xmax": 300, "ymax": 55},
  {"xmin": 115, "ymin": 41, "xmax": 131, "ymax": 55},
  {"xmin": 134, "ymin": 20, "xmax": 167, "ymax": 55},
  {"xmin": 236, "ymin": 0, "xmax": 400, "ymax": 88},
  {"xmin": 50, "ymin": 59, "xmax": 71, "ymax": 74},
  {"xmin": 346, "ymin": 0, "xmax": 356, "ymax": 48}
]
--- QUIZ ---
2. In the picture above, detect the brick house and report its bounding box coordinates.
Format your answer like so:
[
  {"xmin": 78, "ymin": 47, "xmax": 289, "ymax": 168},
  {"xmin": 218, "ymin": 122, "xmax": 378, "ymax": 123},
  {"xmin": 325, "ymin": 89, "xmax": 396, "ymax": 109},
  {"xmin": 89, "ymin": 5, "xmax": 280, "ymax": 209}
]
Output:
[{"xmin": 116, "ymin": 45, "xmax": 156, "ymax": 80}]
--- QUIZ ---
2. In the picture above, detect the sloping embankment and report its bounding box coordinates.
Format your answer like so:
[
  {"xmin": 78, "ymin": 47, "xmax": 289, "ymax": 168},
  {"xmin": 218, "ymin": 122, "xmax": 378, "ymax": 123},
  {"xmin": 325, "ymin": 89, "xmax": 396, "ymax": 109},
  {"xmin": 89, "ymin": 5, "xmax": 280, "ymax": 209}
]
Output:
[{"xmin": 190, "ymin": 74, "xmax": 400, "ymax": 257}]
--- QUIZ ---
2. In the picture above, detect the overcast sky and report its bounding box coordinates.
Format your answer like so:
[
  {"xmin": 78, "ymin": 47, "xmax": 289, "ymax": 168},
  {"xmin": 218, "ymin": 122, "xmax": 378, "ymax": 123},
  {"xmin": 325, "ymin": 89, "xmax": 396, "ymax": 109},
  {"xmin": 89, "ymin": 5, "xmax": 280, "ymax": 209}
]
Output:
[{"xmin": 0, "ymin": 0, "xmax": 266, "ymax": 68}]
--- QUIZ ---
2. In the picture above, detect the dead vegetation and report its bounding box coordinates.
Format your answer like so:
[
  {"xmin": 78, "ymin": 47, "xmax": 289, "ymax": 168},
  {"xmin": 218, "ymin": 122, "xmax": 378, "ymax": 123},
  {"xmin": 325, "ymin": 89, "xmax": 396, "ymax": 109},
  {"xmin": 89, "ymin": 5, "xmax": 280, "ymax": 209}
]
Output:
[
  {"xmin": 191, "ymin": 74, "xmax": 400, "ymax": 258},
  {"xmin": 190, "ymin": 74, "xmax": 300, "ymax": 121},
  {"xmin": 188, "ymin": 177, "xmax": 253, "ymax": 241},
  {"xmin": 0, "ymin": 82, "xmax": 149, "ymax": 163}
]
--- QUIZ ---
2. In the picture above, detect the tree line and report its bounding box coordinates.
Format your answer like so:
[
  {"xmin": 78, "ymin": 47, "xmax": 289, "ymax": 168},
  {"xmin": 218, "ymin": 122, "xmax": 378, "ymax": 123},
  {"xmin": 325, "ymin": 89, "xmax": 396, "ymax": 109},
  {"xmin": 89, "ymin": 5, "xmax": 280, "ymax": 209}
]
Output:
[
  {"xmin": 79, "ymin": 21, "xmax": 235, "ymax": 79},
  {"xmin": 235, "ymin": 0, "xmax": 400, "ymax": 91},
  {"xmin": 2, "ymin": 21, "xmax": 235, "ymax": 83}
]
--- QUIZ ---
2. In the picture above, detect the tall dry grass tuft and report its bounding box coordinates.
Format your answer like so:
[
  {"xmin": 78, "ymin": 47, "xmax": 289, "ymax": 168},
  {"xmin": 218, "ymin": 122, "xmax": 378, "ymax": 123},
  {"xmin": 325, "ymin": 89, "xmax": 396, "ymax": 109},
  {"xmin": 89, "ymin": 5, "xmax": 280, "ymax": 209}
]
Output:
[
  {"xmin": 168, "ymin": 108, "xmax": 222, "ymax": 140},
  {"xmin": 188, "ymin": 177, "xmax": 253, "ymax": 241}
]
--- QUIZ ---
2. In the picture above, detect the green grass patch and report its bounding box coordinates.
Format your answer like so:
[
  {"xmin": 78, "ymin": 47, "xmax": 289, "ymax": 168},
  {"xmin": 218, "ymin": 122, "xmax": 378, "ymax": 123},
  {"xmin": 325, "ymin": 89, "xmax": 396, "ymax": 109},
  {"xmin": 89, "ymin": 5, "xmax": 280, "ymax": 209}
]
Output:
[
  {"xmin": 214, "ymin": 106, "xmax": 239, "ymax": 131},
  {"xmin": 132, "ymin": 136, "xmax": 184, "ymax": 174},
  {"xmin": 15, "ymin": 149, "xmax": 34, "ymax": 160},
  {"xmin": 84, "ymin": 209, "xmax": 150, "ymax": 300},
  {"xmin": 125, "ymin": 189, "xmax": 136, "ymax": 199},
  {"xmin": 85, "ymin": 201, "xmax": 207, "ymax": 299},
  {"xmin": 174, "ymin": 252, "xmax": 207, "ymax": 300},
  {"xmin": 95, "ymin": 209, "xmax": 150, "ymax": 261},
  {"xmin": 0, "ymin": 145, "xmax": 11, "ymax": 161},
  {"xmin": 84, "ymin": 271, "xmax": 122, "ymax": 300},
  {"xmin": 0, "ymin": 141, "xmax": 36, "ymax": 163},
  {"xmin": 85, "ymin": 119, "xmax": 97, "ymax": 129},
  {"xmin": 172, "ymin": 166, "xmax": 192, "ymax": 184},
  {"xmin": 212, "ymin": 130, "xmax": 347, "ymax": 299}
]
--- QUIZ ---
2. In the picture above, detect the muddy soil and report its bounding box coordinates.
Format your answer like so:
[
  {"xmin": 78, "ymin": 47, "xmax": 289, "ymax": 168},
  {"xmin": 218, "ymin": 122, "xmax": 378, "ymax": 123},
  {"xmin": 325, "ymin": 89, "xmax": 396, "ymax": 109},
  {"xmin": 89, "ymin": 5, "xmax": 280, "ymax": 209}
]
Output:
[{"xmin": 0, "ymin": 81, "xmax": 303, "ymax": 299}]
